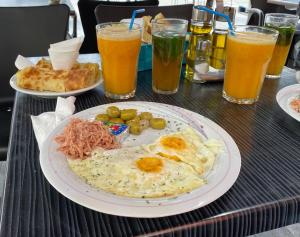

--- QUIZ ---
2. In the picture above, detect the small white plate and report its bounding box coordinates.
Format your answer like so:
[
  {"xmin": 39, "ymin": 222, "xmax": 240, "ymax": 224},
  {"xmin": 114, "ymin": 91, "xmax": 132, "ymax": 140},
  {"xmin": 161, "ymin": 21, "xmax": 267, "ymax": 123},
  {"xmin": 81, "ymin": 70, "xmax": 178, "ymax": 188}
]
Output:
[
  {"xmin": 10, "ymin": 74, "xmax": 103, "ymax": 98},
  {"xmin": 40, "ymin": 102, "xmax": 241, "ymax": 218},
  {"xmin": 276, "ymin": 84, "xmax": 300, "ymax": 122}
]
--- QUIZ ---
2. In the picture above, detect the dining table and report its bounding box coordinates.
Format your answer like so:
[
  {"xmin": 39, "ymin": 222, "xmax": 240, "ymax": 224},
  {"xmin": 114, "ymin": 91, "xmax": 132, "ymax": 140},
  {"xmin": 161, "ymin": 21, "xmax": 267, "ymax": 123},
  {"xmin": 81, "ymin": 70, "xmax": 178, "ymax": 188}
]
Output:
[{"xmin": 0, "ymin": 53, "xmax": 299, "ymax": 237}]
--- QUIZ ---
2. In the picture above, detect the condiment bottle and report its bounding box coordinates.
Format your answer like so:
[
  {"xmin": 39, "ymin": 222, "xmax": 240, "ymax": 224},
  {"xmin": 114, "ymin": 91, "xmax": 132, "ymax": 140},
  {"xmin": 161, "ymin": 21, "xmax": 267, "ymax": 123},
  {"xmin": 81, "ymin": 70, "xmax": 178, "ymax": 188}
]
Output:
[
  {"xmin": 210, "ymin": 6, "xmax": 235, "ymax": 70},
  {"xmin": 185, "ymin": 7, "xmax": 213, "ymax": 83}
]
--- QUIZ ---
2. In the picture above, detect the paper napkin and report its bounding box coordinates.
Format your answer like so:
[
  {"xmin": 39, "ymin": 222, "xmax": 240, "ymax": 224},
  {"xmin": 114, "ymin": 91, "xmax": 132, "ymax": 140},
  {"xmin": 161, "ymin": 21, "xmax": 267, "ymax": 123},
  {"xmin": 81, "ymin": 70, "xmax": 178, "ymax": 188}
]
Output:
[
  {"xmin": 48, "ymin": 36, "xmax": 84, "ymax": 70},
  {"xmin": 31, "ymin": 96, "xmax": 76, "ymax": 149},
  {"xmin": 296, "ymin": 71, "xmax": 300, "ymax": 83},
  {"xmin": 15, "ymin": 55, "xmax": 34, "ymax": 70}
]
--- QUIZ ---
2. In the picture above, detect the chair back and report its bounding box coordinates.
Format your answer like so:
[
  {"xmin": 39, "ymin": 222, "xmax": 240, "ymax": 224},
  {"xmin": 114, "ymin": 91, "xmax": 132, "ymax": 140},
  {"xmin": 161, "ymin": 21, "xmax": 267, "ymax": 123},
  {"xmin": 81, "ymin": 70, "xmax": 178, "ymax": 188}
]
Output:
[
  {"xmin": 78, "ymin": 0, "xmax": 159, "ymax": 54},
  {"xmin": 0, "ymin": 5, "xmax": 70, "ymax": 103},
  {"xmin": 0, "ymin": 4, "xmax": 69, "ymax": 161},
  {"xmin": 249, "ymin": 0, "xmax": 296, "ymax": 25},
  {"xmin": 95, "ymin": 4, "xmax": 193, "ymax": 25}
]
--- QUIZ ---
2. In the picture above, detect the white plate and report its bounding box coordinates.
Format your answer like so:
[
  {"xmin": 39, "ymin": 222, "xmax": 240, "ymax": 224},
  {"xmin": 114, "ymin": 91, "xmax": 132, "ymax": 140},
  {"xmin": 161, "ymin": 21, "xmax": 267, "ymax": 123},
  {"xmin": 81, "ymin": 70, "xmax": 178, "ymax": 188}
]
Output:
[
  {"xmin": 10, "ymin": 74, "xmax": 103, "ymax": 98},
  {"xmin": 40, "ymin": 102, "xmax": 241, "ymax": 218},
  {"xmin": 276, "ymin": 84, "xmax": 300, "ymax": 122}
]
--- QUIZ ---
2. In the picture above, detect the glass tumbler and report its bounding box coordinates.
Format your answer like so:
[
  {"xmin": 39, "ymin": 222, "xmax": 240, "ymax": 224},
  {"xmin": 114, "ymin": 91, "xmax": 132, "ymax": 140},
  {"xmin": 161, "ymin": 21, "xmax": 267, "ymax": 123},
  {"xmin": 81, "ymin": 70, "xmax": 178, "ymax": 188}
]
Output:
[
  {"xmin": 152, "ymin": 18, "xmax": 188, "ymax": 94},
  {"xmin": 264, "ymin": 13, "xmax": 299, "ymax": 79},
  {"xmin": 96, "ymin": 22, "xmax": 141, "ymax": 99},
  {"xmin": 223, "ymin": 26, "xmax": 278, "ymax": 104}
]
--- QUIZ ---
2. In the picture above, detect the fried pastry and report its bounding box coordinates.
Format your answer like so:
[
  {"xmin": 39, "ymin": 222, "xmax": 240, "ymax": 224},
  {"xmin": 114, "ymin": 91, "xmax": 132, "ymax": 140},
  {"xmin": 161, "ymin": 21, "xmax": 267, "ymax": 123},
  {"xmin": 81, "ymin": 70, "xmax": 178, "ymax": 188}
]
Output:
[
  {"xmin": 16, "ymin": 59, "xmax": 100, "ymax": 92},
  {"xmin": 142, "ymin": 13, "xmax": 165, "ymax": 44}
]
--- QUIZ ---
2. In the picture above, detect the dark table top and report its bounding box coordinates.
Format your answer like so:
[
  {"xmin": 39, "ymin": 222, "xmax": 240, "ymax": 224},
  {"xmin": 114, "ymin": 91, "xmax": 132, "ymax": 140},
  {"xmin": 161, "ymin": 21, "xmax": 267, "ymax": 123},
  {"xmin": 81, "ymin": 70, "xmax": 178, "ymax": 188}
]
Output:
[{"xmin": 1, "ymin": 54, "xmax": 300, "ymax": 237}]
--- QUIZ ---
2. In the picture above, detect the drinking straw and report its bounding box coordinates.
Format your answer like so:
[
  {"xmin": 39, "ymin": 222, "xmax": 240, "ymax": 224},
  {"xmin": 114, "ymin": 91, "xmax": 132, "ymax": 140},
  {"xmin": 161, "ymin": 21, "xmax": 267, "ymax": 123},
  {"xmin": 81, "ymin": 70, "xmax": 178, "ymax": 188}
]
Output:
[
  {"xmin": 194, "ymin": 6, "xmax": 234, "ymax": 33},
  {"xmin": 129, "ymin": 9, "xmax": 145, "ymax": 30}
]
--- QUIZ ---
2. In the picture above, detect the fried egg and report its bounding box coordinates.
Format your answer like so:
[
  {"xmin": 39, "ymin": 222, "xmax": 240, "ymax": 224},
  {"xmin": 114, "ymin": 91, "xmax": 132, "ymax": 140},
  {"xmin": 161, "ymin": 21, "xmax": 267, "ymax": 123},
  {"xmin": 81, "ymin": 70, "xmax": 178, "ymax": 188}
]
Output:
[
  {"xmin": 67, "ymin": 127, "xmax": 223, "ymax": 198},
  {"xmin": 68, "ymin": 146, "xmax": 205, "ymax": 198},
  {"xmin": 145, "ymin": 127, "xmax": 223, "ymax": 175}
]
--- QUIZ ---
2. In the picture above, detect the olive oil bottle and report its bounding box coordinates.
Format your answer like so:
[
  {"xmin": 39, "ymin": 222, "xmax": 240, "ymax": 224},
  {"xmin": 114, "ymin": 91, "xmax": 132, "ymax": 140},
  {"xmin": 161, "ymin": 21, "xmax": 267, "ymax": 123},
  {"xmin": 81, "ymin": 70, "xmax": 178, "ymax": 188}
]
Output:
[
  {"xmin": 210, "ymin": 6, "xmax": 235, "ymax": 70},
  {"xmin": 185, "ymin": 8, "xmax": 213, "ymax": 83},
  {"xmin": 210, "ymin": 31, "xmax": 227, "ymax": 69}
]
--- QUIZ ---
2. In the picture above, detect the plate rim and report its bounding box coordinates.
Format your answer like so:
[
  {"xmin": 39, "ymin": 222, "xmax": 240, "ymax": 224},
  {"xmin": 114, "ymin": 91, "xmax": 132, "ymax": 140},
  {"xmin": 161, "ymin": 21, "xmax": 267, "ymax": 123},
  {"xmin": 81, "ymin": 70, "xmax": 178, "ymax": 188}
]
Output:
[
  {"xmin": 9, "ymin": 74, "xmax": 103, "ymax": 98},
  {"xmin": 40, "ymin": 101, "xmax": 241, "ymax": 218},
  {"xmin": 276, "ymin": 84, "xmax": 300, "ymax": 122}
]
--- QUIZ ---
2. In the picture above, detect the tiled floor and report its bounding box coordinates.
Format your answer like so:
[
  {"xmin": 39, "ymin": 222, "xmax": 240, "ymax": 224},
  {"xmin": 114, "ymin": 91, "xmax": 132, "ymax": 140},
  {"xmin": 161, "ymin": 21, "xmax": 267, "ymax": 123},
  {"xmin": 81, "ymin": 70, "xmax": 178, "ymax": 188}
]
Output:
[{"xmin": 249, "ymin": 224, "xmax": 300, "ymax": 237}]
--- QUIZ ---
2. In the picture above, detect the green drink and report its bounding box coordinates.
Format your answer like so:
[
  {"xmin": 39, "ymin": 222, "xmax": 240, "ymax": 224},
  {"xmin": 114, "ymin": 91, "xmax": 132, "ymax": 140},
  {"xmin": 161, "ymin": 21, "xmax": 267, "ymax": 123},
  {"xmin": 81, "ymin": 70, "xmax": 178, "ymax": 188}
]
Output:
[
  {"xmin": 152, "ymin": 19, "xmax": 188, "ymax": 94},
  {"xmin": 152, "ymin": 32, "xmax": 186, "ymax": 93}
]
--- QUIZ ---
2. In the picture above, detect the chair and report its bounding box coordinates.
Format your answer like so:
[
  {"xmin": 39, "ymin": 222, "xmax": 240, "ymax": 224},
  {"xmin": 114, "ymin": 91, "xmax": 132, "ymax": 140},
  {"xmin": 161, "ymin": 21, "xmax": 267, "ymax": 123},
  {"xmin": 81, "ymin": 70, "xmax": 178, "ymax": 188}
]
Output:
[
  {"xmin": 0, "ymin": 5, "xmax": 70, "ymax": 160},
  {"xmin": 95, "ymin": 4, "xmax": 193, "ymax": 27},
  {"xmin": 248, "ymin": 0, "xmax": 296, "ymax": 25},
  {"xmin": 78, "ymin": 0, "xmax": 159, "ymax": 54}
]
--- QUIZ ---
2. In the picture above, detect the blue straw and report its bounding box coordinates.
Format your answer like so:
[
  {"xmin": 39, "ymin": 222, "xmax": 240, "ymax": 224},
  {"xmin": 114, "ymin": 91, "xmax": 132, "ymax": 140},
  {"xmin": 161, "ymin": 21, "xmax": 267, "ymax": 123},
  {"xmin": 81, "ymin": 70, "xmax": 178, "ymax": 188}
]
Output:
[
  {"xmin": 129, "ymin": 9, "xmax": 145, "ymax": 30},
  {"xmin": 194, "ymin": 6, "xmax": 234, "ymax": 32}
]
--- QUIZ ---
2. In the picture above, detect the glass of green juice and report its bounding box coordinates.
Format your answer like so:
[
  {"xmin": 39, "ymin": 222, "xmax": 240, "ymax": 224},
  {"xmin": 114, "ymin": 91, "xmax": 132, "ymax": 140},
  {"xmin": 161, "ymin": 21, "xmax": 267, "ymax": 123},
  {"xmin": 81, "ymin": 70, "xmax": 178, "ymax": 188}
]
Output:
[
  {"xmin": 152, "ymin": 18, "xmax": 188, "ymax": 94},
  {"xmin": 264, "ymin": 13, "xmax": 299, "ymax": 79}
]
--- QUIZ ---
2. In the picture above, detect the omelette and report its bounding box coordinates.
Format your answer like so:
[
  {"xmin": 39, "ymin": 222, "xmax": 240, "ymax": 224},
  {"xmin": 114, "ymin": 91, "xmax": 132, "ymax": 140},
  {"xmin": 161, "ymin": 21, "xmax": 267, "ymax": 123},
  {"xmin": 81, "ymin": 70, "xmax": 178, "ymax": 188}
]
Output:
[
  {"xmin": 67, "ymin": 127, "xmax": 223, "ymax": 198},
  {"xmin": 16, "ymin": 59, "xmax": 100, "ymax": 92}
]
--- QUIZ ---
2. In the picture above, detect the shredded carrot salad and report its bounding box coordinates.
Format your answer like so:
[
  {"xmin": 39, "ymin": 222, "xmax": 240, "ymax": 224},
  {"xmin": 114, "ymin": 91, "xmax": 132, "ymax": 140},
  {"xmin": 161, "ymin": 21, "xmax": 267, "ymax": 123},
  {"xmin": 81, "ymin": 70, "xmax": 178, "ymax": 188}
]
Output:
[{"xmin": 290, "ymin": 97, "xmax": 300, "ymax": 113}]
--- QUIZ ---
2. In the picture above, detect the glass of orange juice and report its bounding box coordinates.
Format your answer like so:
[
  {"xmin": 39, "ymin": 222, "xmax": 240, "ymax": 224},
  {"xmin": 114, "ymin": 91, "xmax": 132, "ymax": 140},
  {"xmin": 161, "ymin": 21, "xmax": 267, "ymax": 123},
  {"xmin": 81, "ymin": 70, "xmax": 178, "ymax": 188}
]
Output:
[
  {"xmin": 96, "ymin": 23, "xmax": 141, "ymax": 99},
  {"xmin": 223, "ymin": 26, "xmax": 278, "ymax": 104},
  {"xmin": 264, "ymin": 13, "xmax": 299, "ymax": 79}
]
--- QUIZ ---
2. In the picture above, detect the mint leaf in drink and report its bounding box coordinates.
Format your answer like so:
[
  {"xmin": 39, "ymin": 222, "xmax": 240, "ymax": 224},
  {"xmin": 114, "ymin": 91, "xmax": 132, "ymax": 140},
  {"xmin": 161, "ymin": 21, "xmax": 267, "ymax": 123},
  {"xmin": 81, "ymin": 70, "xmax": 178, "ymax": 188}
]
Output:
[{"xmin": 265, "ymin": 24, "xmax": 296, "ymax": 46}]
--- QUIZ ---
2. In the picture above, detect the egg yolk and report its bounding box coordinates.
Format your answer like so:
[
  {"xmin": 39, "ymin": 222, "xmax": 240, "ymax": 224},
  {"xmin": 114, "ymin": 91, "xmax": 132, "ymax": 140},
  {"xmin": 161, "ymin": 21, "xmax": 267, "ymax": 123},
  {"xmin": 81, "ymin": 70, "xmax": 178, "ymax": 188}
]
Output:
[
  {"xmin": 160, "ymin": 136, "xmax": 187, "ymax": 150},
  {"xmin": 136, "ymin": 157, "xmax": 163, "ymax": 173}
]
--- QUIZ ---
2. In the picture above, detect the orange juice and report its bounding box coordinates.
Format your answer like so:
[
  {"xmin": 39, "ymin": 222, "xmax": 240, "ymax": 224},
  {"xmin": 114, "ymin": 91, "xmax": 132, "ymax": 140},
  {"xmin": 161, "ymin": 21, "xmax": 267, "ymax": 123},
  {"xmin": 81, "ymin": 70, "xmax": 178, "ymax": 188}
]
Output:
[
  {"xmin": 267, "ymin": 43, "xmax": 291, "ymax": 75},
  {"xmin": 265, "ymin": 24, "xmax": 296, "ymax": 77},
  {"xmin": 97, "ymin": 23, "xmax": 141, "ymax": 99},
  {"xmin": 223, "ymin": 27, "xmax": 277, "ymax": 104},
  {"xmin": 264, "ymin": 14, "xmax": 298, "ymax": 78}
]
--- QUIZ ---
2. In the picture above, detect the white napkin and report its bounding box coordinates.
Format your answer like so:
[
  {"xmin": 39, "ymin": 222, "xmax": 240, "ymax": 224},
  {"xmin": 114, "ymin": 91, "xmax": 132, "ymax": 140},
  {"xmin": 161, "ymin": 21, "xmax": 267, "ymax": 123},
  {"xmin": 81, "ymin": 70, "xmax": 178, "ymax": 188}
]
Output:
[
  {"xmin": 48, "ymin": 37, "xmax": 84, "ymax": 70},
  {"xmin": 15, "ymin": 55, "xmax": 34, "ymax": 70},
  {"xmin": 296, "ymin": 71, "xmax": 300, "ymax": 83},
  {"xmin": 31, "ymin": 96, "xmax": 76, "ymax": 149}
]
